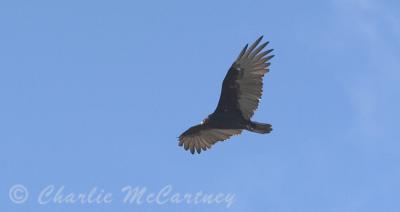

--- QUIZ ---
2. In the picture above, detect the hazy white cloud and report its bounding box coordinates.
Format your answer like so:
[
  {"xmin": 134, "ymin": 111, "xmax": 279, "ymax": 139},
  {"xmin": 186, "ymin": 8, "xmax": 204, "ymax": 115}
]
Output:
[
  {"xmin": 331, "ymin": 0, "xmax": 400, "ymax": 139},
  {"xmin": 328, "ymin": 1, "xmax": 400, "ymax": 210}
]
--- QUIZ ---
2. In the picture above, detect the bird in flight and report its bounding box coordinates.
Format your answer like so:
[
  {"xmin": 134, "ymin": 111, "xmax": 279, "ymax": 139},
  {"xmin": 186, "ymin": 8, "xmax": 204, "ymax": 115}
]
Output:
[{"xmin": 178, "ymin": 36, "xmax": 274, "ymax": 154}]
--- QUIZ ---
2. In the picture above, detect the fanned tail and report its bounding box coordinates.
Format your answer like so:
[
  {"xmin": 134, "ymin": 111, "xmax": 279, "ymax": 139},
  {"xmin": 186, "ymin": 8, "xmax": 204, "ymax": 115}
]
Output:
[{"xmin": 247, "ymin": 121, "xmax": 272, "ymax": 134}]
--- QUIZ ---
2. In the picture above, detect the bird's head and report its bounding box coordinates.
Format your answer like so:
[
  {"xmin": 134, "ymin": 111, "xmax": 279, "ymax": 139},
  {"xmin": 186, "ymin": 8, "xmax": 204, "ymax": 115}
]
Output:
[{"xmin": 200, "ymin": 117, "xmax": 209, "ymax": 125}]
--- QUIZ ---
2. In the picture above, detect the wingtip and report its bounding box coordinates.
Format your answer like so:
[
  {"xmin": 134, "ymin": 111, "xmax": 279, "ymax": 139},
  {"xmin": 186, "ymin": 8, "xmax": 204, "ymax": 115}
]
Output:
[
  {"xmin": 253, "ymin": 36, "xmax": 263, "ymax": 46},
  {"xmin": 265, "ymin": 49, "xmax": 274, "ymax": 55}
]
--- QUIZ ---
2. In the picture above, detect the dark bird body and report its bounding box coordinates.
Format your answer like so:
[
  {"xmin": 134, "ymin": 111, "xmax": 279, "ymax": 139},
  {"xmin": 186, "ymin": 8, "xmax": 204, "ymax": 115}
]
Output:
[{"xmin": 179, "ymin": 36, "xmax": 274, "ymax": 154}]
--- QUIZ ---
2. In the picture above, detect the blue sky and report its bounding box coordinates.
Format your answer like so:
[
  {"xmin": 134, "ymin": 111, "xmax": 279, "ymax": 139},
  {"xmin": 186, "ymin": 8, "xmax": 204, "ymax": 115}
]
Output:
[{"xmin": 1, "ymin": 0, "xmax": 399, "ymax": 211}]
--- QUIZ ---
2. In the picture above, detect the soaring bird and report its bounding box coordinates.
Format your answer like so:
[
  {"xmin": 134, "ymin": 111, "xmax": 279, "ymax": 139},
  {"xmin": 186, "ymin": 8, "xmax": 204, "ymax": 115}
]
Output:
[{"xmin": 178, "ymin": 36, "xmax": 274, "ymax": 154}]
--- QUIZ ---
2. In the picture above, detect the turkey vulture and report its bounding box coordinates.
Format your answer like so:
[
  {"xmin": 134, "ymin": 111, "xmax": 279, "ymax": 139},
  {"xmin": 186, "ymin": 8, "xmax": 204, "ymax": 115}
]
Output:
[{"xmin": 178, "ymin": 36, "xmax": 274, "ymax": 154}]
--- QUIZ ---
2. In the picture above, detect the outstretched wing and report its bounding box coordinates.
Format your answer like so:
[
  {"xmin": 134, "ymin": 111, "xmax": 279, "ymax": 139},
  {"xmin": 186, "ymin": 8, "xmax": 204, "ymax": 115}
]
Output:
[
  {"xmin": 178, "ymin": 124, "xmax": 242, "ymax": 154},
  {"xmin": 215, "ymin": 36, "xmax": 273, "ymax": 120}
]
